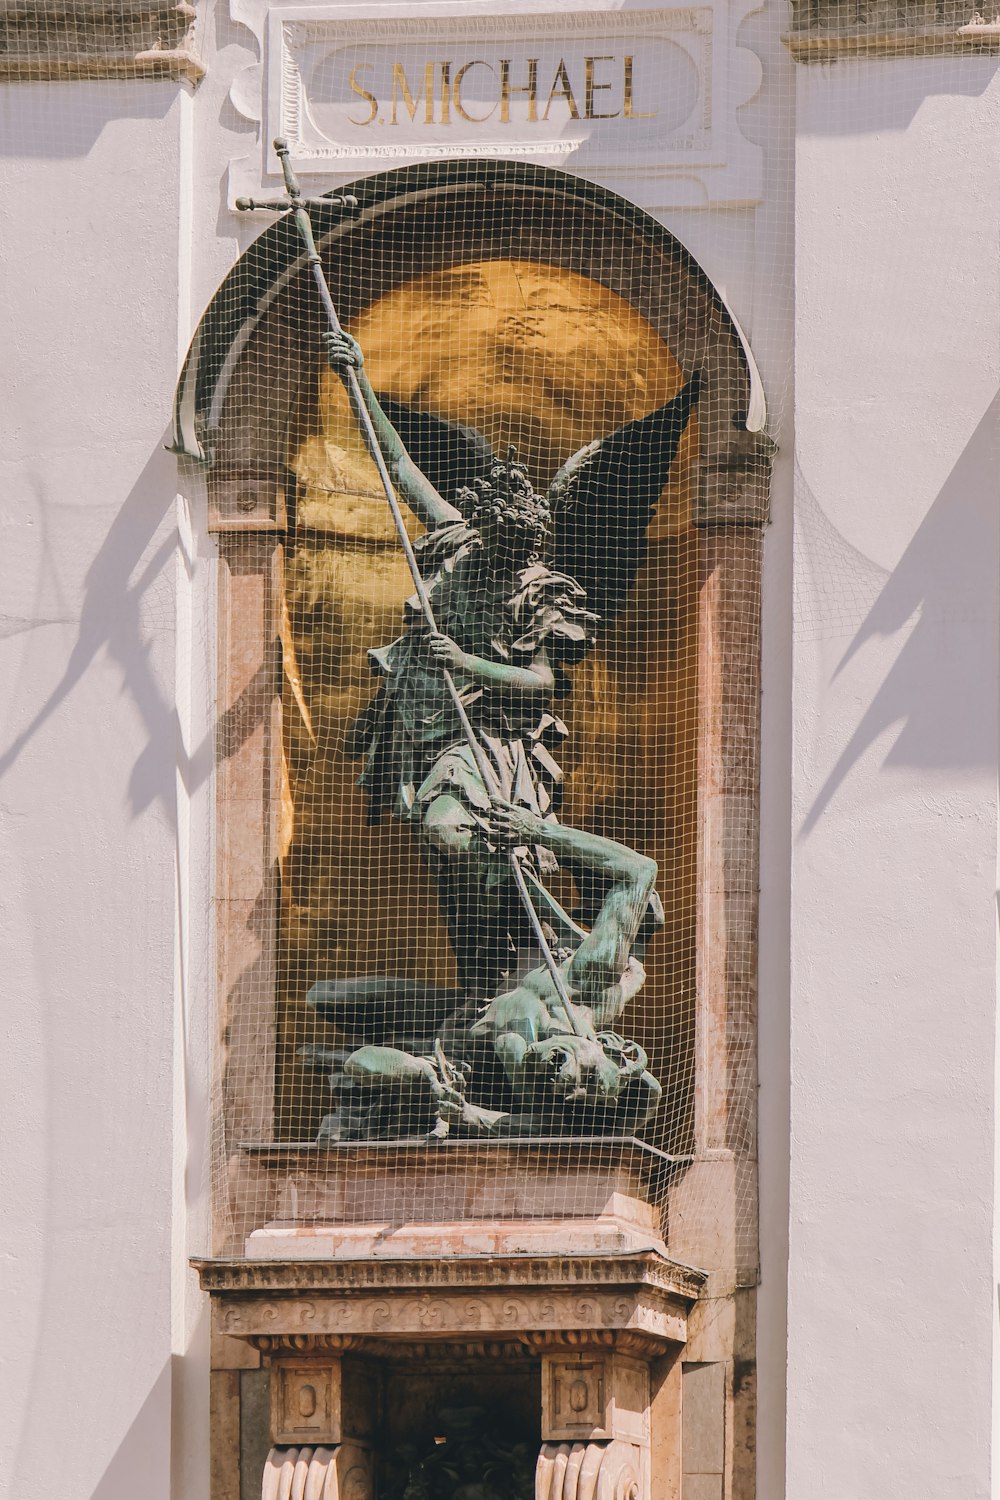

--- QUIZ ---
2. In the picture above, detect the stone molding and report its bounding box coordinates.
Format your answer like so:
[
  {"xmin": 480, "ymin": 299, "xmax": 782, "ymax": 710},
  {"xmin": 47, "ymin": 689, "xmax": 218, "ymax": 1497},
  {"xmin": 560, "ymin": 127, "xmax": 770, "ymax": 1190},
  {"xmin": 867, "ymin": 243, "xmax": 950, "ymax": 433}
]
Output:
[
  {"xmin": 252, "ymin": 1334, "xmax": 536, "ymax": 1359},
  {"xmin": 782, "ymin": 0, "xmax": 1000, "ymax": 59},
  {"xmin": 217, "ymin": 1291, "xmax": 687, "ymax": 1350},
  {"xmin": 194, "ymin": 1251, "xmax": 704, "ymax": 1357},
  {"xmin": 694, "ymin": 439, "xmax": 774, "ymax": 530},
  {"xmin": 0, "ymin": 1, "xmax": 204, "ymax": 83},
  {"xmin": 194, "ymin": 1252, "xmax": 706, "ymax": 1302}
]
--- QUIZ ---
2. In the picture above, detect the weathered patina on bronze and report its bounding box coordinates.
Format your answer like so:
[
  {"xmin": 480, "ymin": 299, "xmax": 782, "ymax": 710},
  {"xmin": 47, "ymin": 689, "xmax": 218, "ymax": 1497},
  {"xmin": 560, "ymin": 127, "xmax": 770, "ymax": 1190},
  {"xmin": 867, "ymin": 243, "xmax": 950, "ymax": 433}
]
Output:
[
  {"xmin": 241, "ymin": 143, "xmax": 701, "ymax": 1142},
  {"xmin": 305, "ymin": 329, "xmax": 699, "ymax": 1141}
]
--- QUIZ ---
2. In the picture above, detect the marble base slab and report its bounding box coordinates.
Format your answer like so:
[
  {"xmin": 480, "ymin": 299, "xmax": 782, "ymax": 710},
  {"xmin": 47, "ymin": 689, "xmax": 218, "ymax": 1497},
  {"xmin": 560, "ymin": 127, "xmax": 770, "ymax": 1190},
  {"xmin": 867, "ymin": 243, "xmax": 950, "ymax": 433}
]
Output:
[
  {"xmin": 237, "ymin": 1135, "xmax": 687, "ymax": 1252},
  {"xmin": 247, "ymin": 1202, "xmax": 665, "ymax": 1261}
]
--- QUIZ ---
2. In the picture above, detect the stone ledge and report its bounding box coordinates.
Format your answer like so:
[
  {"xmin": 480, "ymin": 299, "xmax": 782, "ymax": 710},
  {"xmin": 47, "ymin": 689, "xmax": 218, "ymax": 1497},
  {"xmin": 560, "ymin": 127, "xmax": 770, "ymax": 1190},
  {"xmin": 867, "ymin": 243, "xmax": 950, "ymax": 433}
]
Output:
[
  {"xmin": 193, "ymin": 1251, "xmax": 707, "ymax": 1302},
  {"xmin": 784, "ymin": 20, "xmax": 1000, "ymax": 58},
  {"xmin": 0, "ymin": 1, "xmax": 204, "ymax": 83},
  {"xmin": 229, "ymin": 1136, "xmax": 693, "ymax": 1251},
  {"xmin": 246, "ymin": 1210, "xmax": 667, "ymax": 1264},
  {"xmin": 194, "ymin": 1250, "xmax": 706, "ymax": 1357}
]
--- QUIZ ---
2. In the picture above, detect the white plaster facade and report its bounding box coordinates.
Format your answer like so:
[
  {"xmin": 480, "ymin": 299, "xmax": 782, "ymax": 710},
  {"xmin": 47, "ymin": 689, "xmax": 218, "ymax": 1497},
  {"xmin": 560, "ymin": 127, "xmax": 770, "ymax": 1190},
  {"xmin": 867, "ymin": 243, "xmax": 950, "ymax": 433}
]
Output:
[{"xmin": 0, "ymin": 3, "xmax": 998, "ymax": 1496}]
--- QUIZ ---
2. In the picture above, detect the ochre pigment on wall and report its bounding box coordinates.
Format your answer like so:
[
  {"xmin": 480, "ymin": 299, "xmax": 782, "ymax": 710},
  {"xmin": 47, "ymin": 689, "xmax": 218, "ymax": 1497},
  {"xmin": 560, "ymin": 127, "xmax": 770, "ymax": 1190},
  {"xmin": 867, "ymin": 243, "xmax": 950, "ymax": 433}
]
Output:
[{"xmin": 275, "ymin": 259, "xmax": 699, "ymax": 1146}]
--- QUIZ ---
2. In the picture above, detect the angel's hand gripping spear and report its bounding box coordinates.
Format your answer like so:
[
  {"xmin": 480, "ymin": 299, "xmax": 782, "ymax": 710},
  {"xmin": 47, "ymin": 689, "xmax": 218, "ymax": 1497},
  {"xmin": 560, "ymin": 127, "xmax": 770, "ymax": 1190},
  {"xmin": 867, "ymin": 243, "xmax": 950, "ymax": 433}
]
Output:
[{"xmin": 238, "ymin": 138, "xmax": 586, "ymax": 1035}]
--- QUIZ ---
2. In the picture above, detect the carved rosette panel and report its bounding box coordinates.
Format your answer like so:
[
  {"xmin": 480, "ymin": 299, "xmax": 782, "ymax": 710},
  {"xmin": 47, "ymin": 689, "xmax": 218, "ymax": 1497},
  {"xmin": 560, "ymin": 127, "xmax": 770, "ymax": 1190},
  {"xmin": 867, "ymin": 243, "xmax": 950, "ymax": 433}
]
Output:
[
  {"xmin": 536, "ymin": 1441, "xmax": 642, "ymax": 1500},
  {"xmin": 271, "ymin": 1361, "xmax": 342, "ymax": 1446}
]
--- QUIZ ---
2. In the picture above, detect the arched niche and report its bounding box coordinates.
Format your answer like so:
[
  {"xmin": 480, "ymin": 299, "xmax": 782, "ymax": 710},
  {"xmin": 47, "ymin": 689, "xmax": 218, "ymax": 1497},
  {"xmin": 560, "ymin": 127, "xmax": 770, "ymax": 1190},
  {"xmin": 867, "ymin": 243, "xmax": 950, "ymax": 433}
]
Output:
[
  {"xmin": 175, "ymin": 160, "xmax": 767, "ymax": 501},
  {"xmin": 178, "ymin": 162, "xmax": 770, "ymax": 1278}
]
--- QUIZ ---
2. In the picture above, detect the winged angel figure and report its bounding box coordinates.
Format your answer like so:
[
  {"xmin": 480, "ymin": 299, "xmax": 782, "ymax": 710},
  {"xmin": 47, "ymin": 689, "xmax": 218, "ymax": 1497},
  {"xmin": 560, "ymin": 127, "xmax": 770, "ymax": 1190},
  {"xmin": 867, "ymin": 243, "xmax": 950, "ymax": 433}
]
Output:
[{"xmin": 304, "ymin": 330, "xmax": 700, "ymax": 1142}]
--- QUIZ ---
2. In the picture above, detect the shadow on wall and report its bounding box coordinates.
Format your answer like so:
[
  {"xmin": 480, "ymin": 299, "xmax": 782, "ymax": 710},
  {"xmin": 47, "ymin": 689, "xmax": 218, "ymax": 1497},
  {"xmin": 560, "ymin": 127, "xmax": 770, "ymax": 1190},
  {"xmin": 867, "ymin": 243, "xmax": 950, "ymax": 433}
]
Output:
[
  {"xmin": 800, "ymin": 391, "xmax": 1000, "ymax": 835},
  {"xmin": 0, "ymin": 80, "xmax": 176, "ymax": 158},
  {"xmin": 0, "ymin": 440, "xmax": 212, "ymax": 820},
  {"xmin": 798, "ymin": 56, "xmax": 996, "ymax": 136},
  {"xmin": 90, "ymin": 1362, "xmax": 173, "ymax": 1500}
]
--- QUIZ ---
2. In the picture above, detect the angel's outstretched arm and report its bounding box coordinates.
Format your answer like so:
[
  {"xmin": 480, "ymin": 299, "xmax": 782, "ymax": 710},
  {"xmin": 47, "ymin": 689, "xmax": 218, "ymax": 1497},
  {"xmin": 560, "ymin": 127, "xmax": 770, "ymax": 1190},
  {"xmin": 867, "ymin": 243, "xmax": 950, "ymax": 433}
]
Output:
[{"xmin": 323, "ymin": 331, "xmax": 463, "ymax": 530}]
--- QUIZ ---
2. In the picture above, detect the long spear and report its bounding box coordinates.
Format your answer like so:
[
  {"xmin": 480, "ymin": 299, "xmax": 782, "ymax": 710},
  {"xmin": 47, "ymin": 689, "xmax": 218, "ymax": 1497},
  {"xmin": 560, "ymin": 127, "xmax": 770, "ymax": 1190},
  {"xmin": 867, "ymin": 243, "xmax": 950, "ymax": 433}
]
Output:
[{"xmin": 238, "ymin": 139, "xmax": 584, "ymax": 1035}]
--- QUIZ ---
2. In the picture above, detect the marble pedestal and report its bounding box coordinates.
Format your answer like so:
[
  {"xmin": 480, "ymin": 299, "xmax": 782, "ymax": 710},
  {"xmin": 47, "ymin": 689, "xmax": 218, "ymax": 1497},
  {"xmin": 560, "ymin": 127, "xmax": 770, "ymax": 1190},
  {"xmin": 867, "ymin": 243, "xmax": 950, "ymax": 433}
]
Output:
[{"xmin": 197, "ymin": 1139, "xmax": 704, "ymax": 1498}]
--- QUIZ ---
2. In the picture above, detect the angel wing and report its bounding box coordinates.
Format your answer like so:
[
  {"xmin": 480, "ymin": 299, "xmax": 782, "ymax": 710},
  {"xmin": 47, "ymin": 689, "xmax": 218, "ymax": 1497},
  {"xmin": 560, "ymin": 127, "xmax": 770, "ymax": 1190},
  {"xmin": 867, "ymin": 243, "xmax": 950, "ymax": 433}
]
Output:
[
  {"xmin": 375, "ymin": 393, "xmax": 495, "ymax": 499},
  {"xmin": 547, "ymin": 373, "xmax": 702, "ymax": 622}
]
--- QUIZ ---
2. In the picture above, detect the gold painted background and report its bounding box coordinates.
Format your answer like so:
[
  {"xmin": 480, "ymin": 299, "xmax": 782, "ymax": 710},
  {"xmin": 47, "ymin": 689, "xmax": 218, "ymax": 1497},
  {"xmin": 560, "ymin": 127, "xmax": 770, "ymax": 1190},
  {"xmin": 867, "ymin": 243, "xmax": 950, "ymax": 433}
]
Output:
[{"xmin": 276, "ymin": 260, "xmax": 699, "ymax": 1145}]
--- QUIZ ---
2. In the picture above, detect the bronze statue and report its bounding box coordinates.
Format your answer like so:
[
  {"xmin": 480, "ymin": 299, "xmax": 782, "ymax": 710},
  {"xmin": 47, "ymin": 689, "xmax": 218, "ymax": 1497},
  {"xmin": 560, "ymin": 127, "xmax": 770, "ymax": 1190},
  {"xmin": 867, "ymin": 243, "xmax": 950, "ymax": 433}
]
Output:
[
  {"xmin": 236, "ymin": 141, "xmax": 700, "ymax": 1141},
  {"xmin": 327, "ymin": 329, "xmax": 599, "ymax": 996},
  {"xmin": 307, "ymin": 796, "xmax": 664, "ymax": 1139},
  {"xmin": 303, "ymin": 329, "xmax": 699, "ymax": 1141}
]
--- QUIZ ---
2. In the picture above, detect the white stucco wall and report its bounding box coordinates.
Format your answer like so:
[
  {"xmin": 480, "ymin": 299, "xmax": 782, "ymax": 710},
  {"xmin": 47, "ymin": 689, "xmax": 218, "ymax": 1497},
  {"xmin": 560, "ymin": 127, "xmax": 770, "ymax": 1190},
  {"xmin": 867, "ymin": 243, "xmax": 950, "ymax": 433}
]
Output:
[
  {"xmin": 0, "ymin": 81, "xmax": 213, "ymax": 1499},
  {"xmin": 6, "ymin": 13, "xmax": 1000, "ymax": 1500},
  {"xmin": 790, "ymin": 59, "xmax": 1000, "ymax": 1498}
]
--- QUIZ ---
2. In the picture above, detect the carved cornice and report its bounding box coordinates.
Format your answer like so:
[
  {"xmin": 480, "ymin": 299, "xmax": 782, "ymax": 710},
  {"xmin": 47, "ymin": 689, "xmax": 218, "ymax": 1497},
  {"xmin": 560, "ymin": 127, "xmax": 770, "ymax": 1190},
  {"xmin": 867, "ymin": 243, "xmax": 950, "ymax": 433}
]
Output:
[
  {"xmin": 245, "ymin": 1329, "xmax": 668, "ymax": 1359},
  {"xmin": 193, "ymin": 1252, "xmax": 706, "ymax": 1303},
  {"xmin": 250, "ymin": 1333, "xmax": 364, "ymax": 1355},
  {"xmin": 193, "ymin": 1252, "xmax": 705, "ymax": 1355},
  {"xmin": 521, "ymin": 1328, "xmax": 671, "ymax": 1359},
  {"xmin": 251, "ymin": 1333, "xmax": 534, "ymax": 1360},
  {"xmin": 0, "ymin": 1, "xmax": 204, "ymax": 83},
  {"xmin": 783, "ymin": 0, "xmax": 1000, "ymax": 58},
  {"xmin": 215, "ymin": 1288, "xmax": 688, "ymax": 1350}
]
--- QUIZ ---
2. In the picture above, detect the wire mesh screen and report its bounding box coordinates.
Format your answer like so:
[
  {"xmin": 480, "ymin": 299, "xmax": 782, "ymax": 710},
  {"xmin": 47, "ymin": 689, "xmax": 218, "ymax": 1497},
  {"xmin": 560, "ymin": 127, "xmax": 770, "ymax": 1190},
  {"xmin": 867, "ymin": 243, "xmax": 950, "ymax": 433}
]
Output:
[{"xmin": 192, "ymin": 159, "xmax": 763, "ymax": 1263}]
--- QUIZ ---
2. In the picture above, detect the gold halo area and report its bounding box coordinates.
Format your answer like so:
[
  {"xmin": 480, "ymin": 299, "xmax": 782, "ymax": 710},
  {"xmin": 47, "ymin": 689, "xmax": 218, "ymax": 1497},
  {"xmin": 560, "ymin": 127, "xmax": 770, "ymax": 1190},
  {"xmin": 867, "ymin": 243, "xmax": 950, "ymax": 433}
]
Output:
[{"xmin": 278, "ymin": 259, "xmax": 698, "ymax": 1146}]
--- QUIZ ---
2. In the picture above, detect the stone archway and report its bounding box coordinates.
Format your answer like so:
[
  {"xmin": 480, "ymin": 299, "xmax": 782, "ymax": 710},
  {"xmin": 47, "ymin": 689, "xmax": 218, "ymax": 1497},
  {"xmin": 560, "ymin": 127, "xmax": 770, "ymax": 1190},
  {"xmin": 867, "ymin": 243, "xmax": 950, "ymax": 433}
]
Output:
[{"xmin": 182, "ymin": 161, "xmax": 769, "ymax": 1500}]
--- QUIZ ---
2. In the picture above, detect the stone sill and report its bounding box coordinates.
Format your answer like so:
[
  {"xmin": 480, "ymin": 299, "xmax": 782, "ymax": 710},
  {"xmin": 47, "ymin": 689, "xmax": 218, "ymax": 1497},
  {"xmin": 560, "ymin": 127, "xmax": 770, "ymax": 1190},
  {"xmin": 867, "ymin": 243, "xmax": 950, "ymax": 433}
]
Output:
[
  {"xmin": 193, "ymin": 1251, "xmax": 707, "ymax": 1302},
  {"xmin": 784, "ymin": 22, "xmax": 1000, "ymax": 57},
  {"xmin": 0, "ymin": 46, "xmax": 203, "ymax": 82},
  {"xmin": 0, "ymin": 1, "xmax": 203, "ymax": 84}
]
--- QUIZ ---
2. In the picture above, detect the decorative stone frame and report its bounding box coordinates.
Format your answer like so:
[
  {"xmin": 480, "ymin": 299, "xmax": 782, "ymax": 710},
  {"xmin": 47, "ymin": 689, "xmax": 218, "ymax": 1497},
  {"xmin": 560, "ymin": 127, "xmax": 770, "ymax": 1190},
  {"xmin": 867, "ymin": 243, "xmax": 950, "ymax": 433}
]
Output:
[{"xmin": 177, "ymin": 161, "xmax": 770, "ymax": 1498}]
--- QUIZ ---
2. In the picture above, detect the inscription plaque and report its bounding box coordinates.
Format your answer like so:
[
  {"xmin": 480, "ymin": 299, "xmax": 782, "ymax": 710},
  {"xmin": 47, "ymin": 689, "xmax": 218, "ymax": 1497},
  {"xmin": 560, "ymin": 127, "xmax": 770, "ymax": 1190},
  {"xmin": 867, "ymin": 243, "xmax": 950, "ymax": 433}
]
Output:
[{"xmin": 228, "ymin": 1, "xmax": 764, "ymax": 208}]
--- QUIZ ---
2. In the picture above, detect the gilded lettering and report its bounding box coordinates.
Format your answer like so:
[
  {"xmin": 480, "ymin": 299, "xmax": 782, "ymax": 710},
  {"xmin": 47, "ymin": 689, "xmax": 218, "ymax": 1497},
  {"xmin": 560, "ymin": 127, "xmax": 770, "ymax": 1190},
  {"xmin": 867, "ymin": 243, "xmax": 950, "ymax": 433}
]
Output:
[
  {"xmin": 390, "ymin": 61, "xmax": 435, "ymax": 125},
  {"xmin": 584, "ymin": 56, "xmax": 619, "ymax": 120},
  {"xmin": 352, "ymin": 52, "xmax": 656, "ymax": 131},
  {"xmin": 542, "ymin": 59, "xmax": 580, "ymax": 122},
  {"xmin": 347, "ymin": 63, "xmax": 378, "ymax": 127},
  {"xmin": 622, "ymin": 56, "xmax": 656, "ymax": 119},
  {"xmin": 499, "ymin": 58, "xmax": 539, "ymax": 124},
  {"xmin": 453, "ymin": 60, "xmax": 497, "ymax": 123},
  {"xmin": 439, "ymin": 60, "xmax": 451, "ymax": 125}
]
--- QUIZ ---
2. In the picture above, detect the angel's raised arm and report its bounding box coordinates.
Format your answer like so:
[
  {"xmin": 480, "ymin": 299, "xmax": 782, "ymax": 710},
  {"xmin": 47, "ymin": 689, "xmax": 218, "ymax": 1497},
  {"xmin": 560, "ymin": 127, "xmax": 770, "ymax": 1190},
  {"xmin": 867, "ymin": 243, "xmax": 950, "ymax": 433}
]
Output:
[{"xmin": 323, "ymin": 331, "xmax": 463, "ymax": 531}]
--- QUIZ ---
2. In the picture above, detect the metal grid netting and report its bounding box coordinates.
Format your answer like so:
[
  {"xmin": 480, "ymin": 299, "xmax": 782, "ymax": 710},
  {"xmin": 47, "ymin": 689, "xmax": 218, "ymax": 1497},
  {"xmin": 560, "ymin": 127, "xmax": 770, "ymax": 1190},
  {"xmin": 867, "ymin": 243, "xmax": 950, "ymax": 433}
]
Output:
[
  {"xmin": 194, "ymin": 155, "xmax": 764, "ymax": 1266},
  {"xmin": 12, "ymin": 0, "xmax": 989, "ymax": 1274}
]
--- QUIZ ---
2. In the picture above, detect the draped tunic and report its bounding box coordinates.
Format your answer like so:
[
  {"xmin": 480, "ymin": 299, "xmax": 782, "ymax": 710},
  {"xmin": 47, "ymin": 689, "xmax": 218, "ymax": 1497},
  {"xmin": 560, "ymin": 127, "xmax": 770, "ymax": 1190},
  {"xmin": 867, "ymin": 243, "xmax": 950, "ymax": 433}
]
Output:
[{"xmin": 347, "ymin": 520, "xmax": 598, "ymax": 861}]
